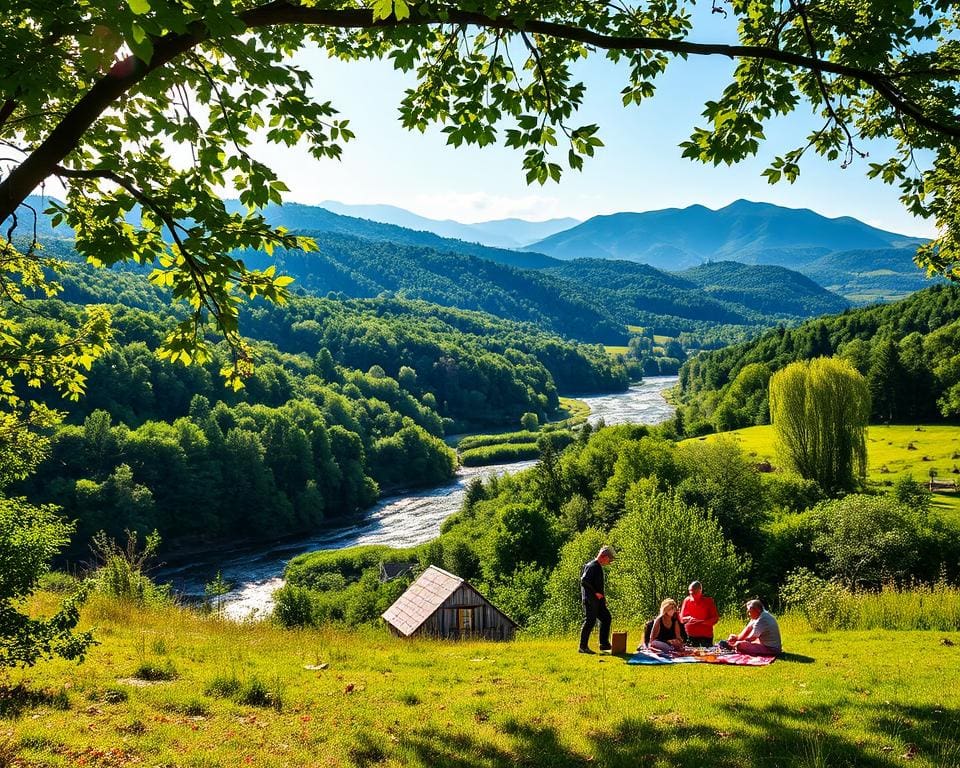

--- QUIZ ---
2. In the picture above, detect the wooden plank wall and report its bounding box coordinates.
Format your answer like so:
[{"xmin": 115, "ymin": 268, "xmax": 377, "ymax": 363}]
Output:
[{"xmin": 417, "ymin": 583, "xmax": 515, "ymax": 640}]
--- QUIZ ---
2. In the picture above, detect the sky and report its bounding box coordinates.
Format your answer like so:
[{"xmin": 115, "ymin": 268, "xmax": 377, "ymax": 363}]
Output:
[{"xmin": 249, "ymin": 11, "xmax": 935, "ymax": 236}]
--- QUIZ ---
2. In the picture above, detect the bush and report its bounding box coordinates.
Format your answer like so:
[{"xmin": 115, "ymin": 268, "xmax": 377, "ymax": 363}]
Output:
[
  {"xmin": 780, "ymin": 568, "xmax": 849, "ymax": 631},
  {"xmin": 284, "ymin": 545, "xmax": 418, "ymax": 590},
  {"xmin": 206, "ymin": 673, "xmax": 284, "ymax": 711},
  {"xmin": 133, "ymin": 659, "xmax": 177, "ymax": 681},
  {"xmin": 609, "ymin": 487, "xmax": 746, "ymax": 622},
  {"xmin": 460, "ymin": 443, "xmax": 540, "ymax": 466},
  {"xmin": 0, "ymin": 496, "xmax": 94, "ymax": 668},
  {"xmin": 487, "ymin": 564, "xmax": 548, "ymax": 627},
  {"xmin": 761, "ymin": 473, "xmax": 824, "ymax": 513},
  {"xmin": 892, "ymin": 473, "xmax": 932, "ymax": 517},
  {"xmin": 272, "ymin": 584, "xmax": 318, "ymax": 628},
  {"xmin": 38, "ymin": 571, "xmax": 81, "ymax": 594},
  {"xmin": 808, "ymin": 495, "xmax": 924, "ymax": 589},
  {"xmin": 676, "ymin": 439, "xmax": 766, "ymax": 551},
  {"xmin": 89, "ymin": 530, "xmax": 170, "ymax": 606}
]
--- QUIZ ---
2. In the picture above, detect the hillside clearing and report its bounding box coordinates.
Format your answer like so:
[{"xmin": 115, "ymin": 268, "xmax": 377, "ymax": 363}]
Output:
[
  {"xmin": 689, "ymin": 424, "xmax": 960, "ymax": 516},
  {"xmin": 6, "ymin": 596, "xmax": 960, "ymax": 768}
]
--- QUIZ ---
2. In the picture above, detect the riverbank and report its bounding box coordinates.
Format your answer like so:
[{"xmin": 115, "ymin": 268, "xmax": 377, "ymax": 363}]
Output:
[
  {"xmin": 12, "ymin": 592, "xmax": 960, "ymax": 768},
  {"xmin": 155, "ymin": 377, "xmax": 678, "ymax": 620}
]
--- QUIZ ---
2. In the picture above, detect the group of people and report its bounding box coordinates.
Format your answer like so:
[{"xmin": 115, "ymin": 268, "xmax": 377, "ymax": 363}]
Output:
[{"xmin": 578, "ymin": 546, "xmax": 782, "ymax": 657}]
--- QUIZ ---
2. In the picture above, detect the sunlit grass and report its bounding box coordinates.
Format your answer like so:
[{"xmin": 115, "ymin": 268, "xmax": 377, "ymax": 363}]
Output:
[
  {"xmin": 604, "ymin": 345, "xmax": 629, "ymax": 356},
  {"xmin": 6, "ymin": 594, "xmax": 960, "ymax": 767},
  {"xmin": 690, "ymin": 424, "xmax": 960, "ymax": 518}
]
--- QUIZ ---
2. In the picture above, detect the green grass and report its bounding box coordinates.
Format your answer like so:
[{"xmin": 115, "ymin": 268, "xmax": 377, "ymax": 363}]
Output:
[
  {"xmin": 604, "ymin": 345, "xmax": 629, "ymax": 356},
  {"xmin": 688, "ymin": 424, "xmax": 960, "ymax": 518},
  {"xmin": 459, "ymin": 442, "xmax": 540, "ymax": 466},
  {"xmin": 7, "ymin": 594, "xmax": 960, "ymax": 767}
]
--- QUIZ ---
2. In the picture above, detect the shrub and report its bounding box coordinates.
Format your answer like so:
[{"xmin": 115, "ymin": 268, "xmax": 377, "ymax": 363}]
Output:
[
  {"xmin": 893, "ymin": 473, "xmax": 932, "ymax": 517},
  {"xmin": 675, "ymin": 439, "xmax": 766, "ymax": 551},
  {"xmin": 808, "ymin": 495, "xmax": 924, "ymax": 589},
  {"xmin": 133, "ymin": 659, "xmax": 177, "ymax": 681},
  {"xmin": 37, "ymin": 571, "xmax": 81, "ymax": 594},
  {"xmin": 780, "ymin": 568, "xmax": 849, "ymax": 631},
  {"xmin": 487, "ymin": 564, "xmax": 548, "ymax": 626},
  {"xmin": 272, "ymin": 584, "xmax": 318, "ymax": 628},
  {"xmin": 89, "ymin": 530, "xmax": 170, "ymax": 606},
  {"xmin": 761, "ymin": 473, "xmax": 824, "ymax": 513},
  {"xmin": 460, "ymin": 443, "xmax": 540, "ymax": 466},
  {"xmin": 609, "ymin": 487, "xmax": 746, "ymax": 622}
]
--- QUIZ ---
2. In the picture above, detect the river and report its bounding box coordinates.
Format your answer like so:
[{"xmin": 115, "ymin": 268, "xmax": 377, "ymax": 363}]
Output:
[{"xmin": 156, "ymin": 375, "xmax": 677, "ymax": 619}]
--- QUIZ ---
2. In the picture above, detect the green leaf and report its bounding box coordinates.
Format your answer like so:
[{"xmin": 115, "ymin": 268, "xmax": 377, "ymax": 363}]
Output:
[{"xmin": 126, "ymin": 0, "xmax": 151, "ymax": 14}]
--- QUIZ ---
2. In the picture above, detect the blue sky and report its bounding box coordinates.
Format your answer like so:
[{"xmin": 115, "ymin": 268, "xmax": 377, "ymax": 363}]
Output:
[{"xmin": 249, "ymin": 13, "xmax": 936, "ymax": 236}]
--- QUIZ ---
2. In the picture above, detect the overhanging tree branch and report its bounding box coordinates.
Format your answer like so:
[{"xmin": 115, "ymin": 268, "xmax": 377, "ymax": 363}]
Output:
[{"xmin": 1, "ymin": 3, "xmax": 958, "ymax": 225}]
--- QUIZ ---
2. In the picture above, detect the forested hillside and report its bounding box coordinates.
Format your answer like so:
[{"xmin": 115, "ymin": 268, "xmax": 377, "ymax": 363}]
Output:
[
  {"xmin": 239, "ymin": 232, "xmax": 628, "ymax": 343},
  {"xmin": 21, "ymin": 266, "xmax": 626, "ymax": 555},
  {"xmin": 238, "ymin": 234, "xmax": 851, "ymax": 342},
  {"xmin": 676, "ymin": 284, "xmax": 960, "ymax": 432},
  {"xmin": 545, "ymin": 259, "xmax": 848, "ymax": 330},
  {"xmin": 676, "ymin": 262, "xmax": 850, "ymax": 318}
]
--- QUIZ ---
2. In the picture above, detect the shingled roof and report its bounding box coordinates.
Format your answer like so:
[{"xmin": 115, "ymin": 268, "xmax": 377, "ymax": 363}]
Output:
[{"xmin": 381, "ymin": 565, "xmax": 464, "ymax": 637}]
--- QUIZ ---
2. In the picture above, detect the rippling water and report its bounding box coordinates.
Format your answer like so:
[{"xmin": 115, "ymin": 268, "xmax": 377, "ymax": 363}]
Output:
[{"xmin": 156, "ymin": 375, "xmax": 677, "ymax": 619}]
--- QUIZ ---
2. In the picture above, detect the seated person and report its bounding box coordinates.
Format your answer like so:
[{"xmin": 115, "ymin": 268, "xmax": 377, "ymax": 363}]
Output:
[
  {"xmin": 679, "ymin": 580, "xmax": 719, "ymax": 647},
  {"xmin": 643, "ymin": 598, "xmax": 685, "ymax": 653},
  {"xmin": 726, "ymin": 599, "xmax": 782, "ymax": 656}
]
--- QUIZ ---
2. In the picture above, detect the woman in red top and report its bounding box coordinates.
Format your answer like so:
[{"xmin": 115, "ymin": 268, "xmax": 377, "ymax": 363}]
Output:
[{"xmin": 679, "ymin": 581, "xmax": 719, "ymax": 647}]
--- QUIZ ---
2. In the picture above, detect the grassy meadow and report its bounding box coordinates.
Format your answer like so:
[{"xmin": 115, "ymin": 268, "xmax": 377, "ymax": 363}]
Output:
[
  {"xmin": 690, "ymin": 424, "xmax": 960, "ymax": 517},
  {"xmin": 6, "ymin": 594, "xmax": 960, "ymax": 768}
]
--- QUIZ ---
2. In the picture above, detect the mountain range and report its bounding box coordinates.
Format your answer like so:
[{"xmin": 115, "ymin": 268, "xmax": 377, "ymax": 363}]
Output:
[
  {"xmin": 315, "ymin": 197, "xmax": 936, "ymax": 303},
  {"xmin": 317, "ymin": 200, "xmax": 578, "ymax": 249},
  {"xmin": 20, "ymin": 194, "xmax": 936, "ymax": 342}
]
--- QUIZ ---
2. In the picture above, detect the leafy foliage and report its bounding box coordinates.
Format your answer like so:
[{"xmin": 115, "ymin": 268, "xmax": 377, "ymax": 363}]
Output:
[
  {"xmin": 677, "ymin": 284, "xmax": 960, "ymax": 430},
  {"xmin": 769, "ymin": 358, "xmax": 870, "ymax": 494},
  {"xmin": 0, "ymin": 420, "xmax": 93, "ymax": 668}
]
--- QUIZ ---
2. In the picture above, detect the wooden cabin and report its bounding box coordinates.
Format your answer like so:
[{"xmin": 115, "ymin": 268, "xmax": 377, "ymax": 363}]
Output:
[{"xmin": 381, "ymin": 565, "xmax": 517, "ymax": 641}]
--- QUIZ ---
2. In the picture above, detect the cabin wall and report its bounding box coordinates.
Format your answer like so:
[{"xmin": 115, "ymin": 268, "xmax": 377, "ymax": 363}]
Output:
[{"xmin": 415, "ymin": 584, "xmax": 515, "ymax": 640}]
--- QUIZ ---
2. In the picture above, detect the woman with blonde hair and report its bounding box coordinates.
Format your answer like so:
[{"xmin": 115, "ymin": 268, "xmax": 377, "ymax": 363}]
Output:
[{"xmin": 645, "ymin": 598, "xmax": 685, "ymax": 653}]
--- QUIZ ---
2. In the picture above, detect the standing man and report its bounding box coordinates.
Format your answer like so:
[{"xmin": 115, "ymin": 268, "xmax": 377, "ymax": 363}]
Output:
[
  {"xmin": 726, "ymin": 599, "xmax": 782, "ymax": 656},
  {"xmin": 679, "ymin": 581, "xmax": 719, "ymax": 647},
  {"xmin": 579, "ymin": 545, "xmax": 615, "ymax": 654}
]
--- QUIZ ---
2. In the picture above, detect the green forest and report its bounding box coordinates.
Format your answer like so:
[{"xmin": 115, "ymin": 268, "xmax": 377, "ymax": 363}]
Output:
[
  {"xmin": 14, "ymin": 262, "xmax": 627, "ymax": 556},
  {"xmin": 675, "ymin": 284, "xmax": 960, "ymax": 433}
]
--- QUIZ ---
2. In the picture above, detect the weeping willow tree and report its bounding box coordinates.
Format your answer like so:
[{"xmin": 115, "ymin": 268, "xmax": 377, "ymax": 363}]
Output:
[{"xmin": 769, "ymin": 358, "xmax": 870, "ymax": 495}]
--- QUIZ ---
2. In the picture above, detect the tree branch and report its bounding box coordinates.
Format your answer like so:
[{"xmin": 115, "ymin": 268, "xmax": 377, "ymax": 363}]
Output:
[
  {"xmin": 1, "ymin": 2, "xmax": 957, "ymax": 225},
  {"xmin": 0, "ymin": 100, "xmax": 16, "ymax": 132}
]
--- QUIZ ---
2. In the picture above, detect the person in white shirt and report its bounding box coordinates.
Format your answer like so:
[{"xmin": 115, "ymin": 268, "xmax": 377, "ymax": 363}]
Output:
[{"xmin": 726, "ymin": 599, "xmax": 782, "ymax": 656}]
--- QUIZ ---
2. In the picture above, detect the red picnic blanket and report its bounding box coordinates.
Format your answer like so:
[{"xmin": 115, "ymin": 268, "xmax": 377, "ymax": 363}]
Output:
[{"xmin": 628, "ymin": 650, "xmax": 776, "ymax": 666}]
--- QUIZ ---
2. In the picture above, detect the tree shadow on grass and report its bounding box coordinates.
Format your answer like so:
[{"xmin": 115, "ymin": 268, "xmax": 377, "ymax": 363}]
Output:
[
  {"xmin": 0, "ymin": 684, "xmax": 70, "ymax": 719},
  {"xmin": 399, "ymin": 707, "xmax": 906, "ymax": 768},
  {"xmin": 870, "ymin": 702, "xmax": 960, "ymax": 766},
  {"xmin": 718, "ymin": 702, "xmax": 892, "ymax": 767}
]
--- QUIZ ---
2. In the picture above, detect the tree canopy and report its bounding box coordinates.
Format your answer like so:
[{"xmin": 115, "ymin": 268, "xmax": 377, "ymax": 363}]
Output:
[{"xmin": 1, "ymin": 0, "xmax": 958, "ymax": 398}]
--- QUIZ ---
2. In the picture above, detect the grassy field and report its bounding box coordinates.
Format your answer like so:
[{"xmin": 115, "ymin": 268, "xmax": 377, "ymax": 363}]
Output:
[
  {"xmin": 7, "ymin": 595, "xmax": 960, "ymax": 768},
  {"xmin": 690, "ymin": 424, "xmax": 960, "ymax": 517},
  {"xmin": 604, "ymin": 345, "xmax": 630, "ymax": 356}
]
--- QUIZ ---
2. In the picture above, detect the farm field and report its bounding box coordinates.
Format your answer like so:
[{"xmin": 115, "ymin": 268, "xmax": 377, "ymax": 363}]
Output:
[
  {"xmin": 6, "ymin": 594, "xmax": 960, "ymax": 768},
  {"xmin": 689, "ymin": 424, "xmax": 960, "ymax": 516}
]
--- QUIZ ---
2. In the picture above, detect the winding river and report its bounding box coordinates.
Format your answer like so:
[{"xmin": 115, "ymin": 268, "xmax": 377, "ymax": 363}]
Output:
[{"xmin": 156, "ymin": 375, "xmax": 677, "ymax": 619}]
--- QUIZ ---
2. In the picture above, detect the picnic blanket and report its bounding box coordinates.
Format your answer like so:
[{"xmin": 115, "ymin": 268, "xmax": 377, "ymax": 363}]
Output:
[{"xmin": 628, "ymin": 650, "xmax": 776, "ymax": 666}]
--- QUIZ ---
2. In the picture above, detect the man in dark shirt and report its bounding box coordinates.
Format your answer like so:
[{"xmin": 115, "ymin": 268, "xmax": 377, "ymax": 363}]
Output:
[{"xmin": 579, "ymin": 545, "xmax": 615, "ymax": 653}]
